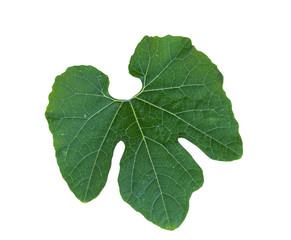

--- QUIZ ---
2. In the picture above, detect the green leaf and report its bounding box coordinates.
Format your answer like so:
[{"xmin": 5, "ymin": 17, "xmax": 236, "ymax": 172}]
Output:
[{"xmin": 46, "ymin": 35, "xmax": 243, "ymax": 230}]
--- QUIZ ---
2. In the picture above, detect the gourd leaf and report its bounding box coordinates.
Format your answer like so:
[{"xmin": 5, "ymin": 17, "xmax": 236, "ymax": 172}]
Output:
[{"xmin": 46, "ymin": 35, "xmax": 243, "ymax": 230}]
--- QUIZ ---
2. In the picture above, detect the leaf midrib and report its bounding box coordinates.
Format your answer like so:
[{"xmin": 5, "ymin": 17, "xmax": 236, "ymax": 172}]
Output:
[{"xmin": 129, "ymin": 101, "xmax": 171, "ymax": 227}]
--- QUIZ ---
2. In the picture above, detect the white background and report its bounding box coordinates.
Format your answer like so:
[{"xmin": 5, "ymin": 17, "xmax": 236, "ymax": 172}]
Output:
[{"xmin": 1, "ymin": 0, "xmax": 290, "ymax": 239}]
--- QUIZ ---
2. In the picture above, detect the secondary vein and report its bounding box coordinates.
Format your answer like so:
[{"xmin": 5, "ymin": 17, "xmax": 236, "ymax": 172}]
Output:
[{"xmin": 64, "ymin": 101, "xmax": 116, "ymax": 154}]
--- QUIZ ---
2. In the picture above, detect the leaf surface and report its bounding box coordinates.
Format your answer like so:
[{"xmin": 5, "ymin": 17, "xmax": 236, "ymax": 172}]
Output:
[{"xmin": 46, "ymin": 35, "xmax": 242, "ymax": 230}]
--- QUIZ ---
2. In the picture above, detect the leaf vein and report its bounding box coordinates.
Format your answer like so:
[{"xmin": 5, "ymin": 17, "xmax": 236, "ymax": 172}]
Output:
[
  {"xmin": 136, "ymin": 97, "xmax": 241, "ymax": 156},
  {"xmin": 129, "ymin": 101, "xmax": 171, "ymax": 227},
  {"xmin": 83, "ymin": 102, "xmax": 123, "ymax": 201}
]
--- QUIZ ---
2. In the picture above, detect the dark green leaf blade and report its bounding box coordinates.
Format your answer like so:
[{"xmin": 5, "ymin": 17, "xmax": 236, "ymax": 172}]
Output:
[
  {"xmin": 46, "ymin": 35, "xmax": 243, "ymax": 231},
  {"xmin": 45, "ymin": 66, "xmax": 122, "ymax": 202}
]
